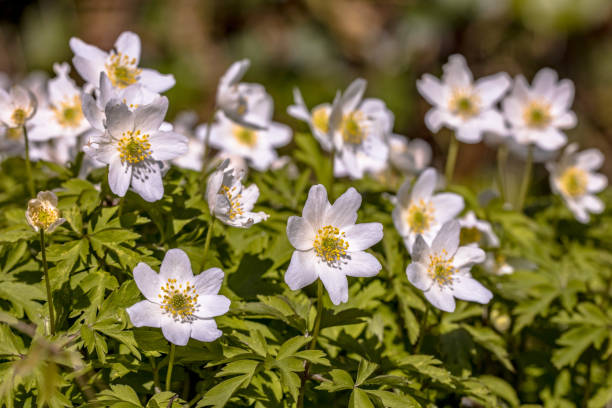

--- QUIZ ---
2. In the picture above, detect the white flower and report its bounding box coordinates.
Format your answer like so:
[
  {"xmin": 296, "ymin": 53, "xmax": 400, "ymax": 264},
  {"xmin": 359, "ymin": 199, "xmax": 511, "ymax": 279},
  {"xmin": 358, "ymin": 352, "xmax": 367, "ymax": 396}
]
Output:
[
  {"xmin": 0, "ymin": 85, "xmax": 36, "ymax": 128},
  {"xmin": 26, "ymin": 191, "xmax": 66, "ymax": 233},
  {"xmin": 83, "ymin": 97, "xmax": 188, "ymax": 202},
  {"xmin": 216, "ymin": 59, "xmax": 271, "ymax": 129},
  {"xmin": 392, "ymin": 167, "xmax": 464, "ymax": 252},
  {"xmin": 327, "ymin": 79, "xmax": 392, "ymax": 179},
  {"xmin": 70, "ymin": 31, "xmax": 175, "ymax": 93},
  {"xmin": 417, "ymin": 54, "xmax": 510, "ymax": 144},
  {"xmin": 285, "ymin": 185, "xmax": 383, "ymax": 305},
  {"xmin": 126, "ymin": 249, "xmax": 230, "ymax": 345},
  {"xmin": 388, "ymin": 134, "xmax": 432, "ymax": 175},
  {"xmin": 502, "ymin": 68, "xmax": 575, "ymax": 151},
  {"xmin": 206, "ymin": 159, "xmax": 269, "ymax": 228},
  {"xmin": 406, "ymin": 221, "xmax": 492, "ymax": 312},
  {"xmin": 546, "ymin": 143, "xmax": 607, "ymax": 223},
  {"xmin": 458, "ymin": 211, "xmax": 499, "ymax": 248},
  {"xmin": 287, "ymin": 87, "xmax": 333, "ymax": 151}
]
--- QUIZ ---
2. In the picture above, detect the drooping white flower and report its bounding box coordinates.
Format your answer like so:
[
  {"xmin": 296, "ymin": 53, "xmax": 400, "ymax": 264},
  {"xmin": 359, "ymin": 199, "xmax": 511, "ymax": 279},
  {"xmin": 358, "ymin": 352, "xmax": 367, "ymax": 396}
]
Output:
[
  {"xmin": 546, "ymin": 143, "xmax": 607, "ymax": 223},
  {"xmin": 502, "ymin": 68, "xmax": 575, "ymax": 151},
  {"xmin": 0, "ymin": 85, "xmax": 36, "ymax": 128},
  {"xmin": 392, "ymin": 167, "xmax": 464, "ymax": 252},
  {"xmin": 126, "ymin": 248, "xmax": 230, "ymax": 345},
  {"xmin": 216, "ymin": 59, "xmax": 271, "ymax": 129},
  {"xmin": 327, "ymin": 79, "xmax": 392, "ymax": 179},
  {"xmin": 388, "ymin": 134, "xmax": 432, "ymax": 175},
  {"xmin": 70, "ymin": 31, "xmax": 175, "ymax": 93},
  {"xmin": 417, "ymin": 54, "xmax": 510, "ymax": 144},
  {"xmin": 206, "ymin": 159, "xmax": 269, "ymax": 228},
  {"xmin": 83, "ymin": 97, "xmax": 187, "ymax": 202},
  {"xmin": 26, "ymin": 191, "xmax": 66, "ymax": 233},
  {"xmin": 285, "ymin": 185, "xmax": 383, "ymax": 305},
  {"xmin": 287, "ymin": 87, "xmax": 333, "ymax": 151},
  {"xmin": 406, "ymin": 220, "xmax": 492, "ymax": 312},
  {"xmin": 458, "ymin": 211, "xmax": 499, "ymax": 248}
]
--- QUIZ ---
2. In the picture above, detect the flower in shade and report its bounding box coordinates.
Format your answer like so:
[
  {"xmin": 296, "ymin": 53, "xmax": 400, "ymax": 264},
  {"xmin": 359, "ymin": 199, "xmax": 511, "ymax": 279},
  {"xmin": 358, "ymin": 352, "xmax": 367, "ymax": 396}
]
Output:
[
  {"xmin": 126, "ymin": 248, "xmax": 230, "ymax": 345},
  {"xmin": 458, "ymin": 211, "xmax": 499, "ymax": 248},
  {"xmin": 216, "ymin": 59, "xmax": 271, "ymax": 129},
  {"xmin": 83, "ymin": 97, "xmax": 188, "ymax": 202},
  {"xmin": 327, "ymin": 79, "xmax": 392, "ymax": 179},
  {"xmin": 287, "ymin": 87, "xmax": 333, "ymax": 151},
  {"xmin": 388, "ymin": 134, "xmax": 432, "ymax": 175},
  {"xmin": 26, "ymin": 191, "xmax": 65, "ymax": 233},
  {"xmin": 206, "ymin": 159, "xmax": 269, "ymax": 228},
  {"xmin": 392, "ymin": 167, "xmax": 464, "ymax": 252},
  {"xmin": 417, "ymin": 54, "xmax": 510, "ymax": 144},
  {"xmin": 546, "ymin": 143, "xmax": 607, "ymax": 223},
  {"xmin": 70, "ymin": 31, "xmax": 175, "ymax": 93},
  {"xmin": 502, "ymin": 68, "xmax": 575, "ymax": 152},
  {"xmin": 406, "ymin": 220, "xmax": 492, "ymax": 312},
  {"xmin": 0, "ymin": 85, "xmax": 36, "ymax": 128},
  {"xmin": 285, "ymin": 184, "xmax": 383, "ymax": 305}
]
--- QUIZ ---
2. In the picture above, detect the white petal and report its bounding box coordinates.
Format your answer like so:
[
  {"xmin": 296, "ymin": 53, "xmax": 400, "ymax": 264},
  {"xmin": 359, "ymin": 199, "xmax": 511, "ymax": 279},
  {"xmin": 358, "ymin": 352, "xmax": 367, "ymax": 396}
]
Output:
[
  {"xmin": 456, "ymin": 122, "xmax": 484, "ymax": 144},
  {"xmin": 343, "ymin": 251, "xmax": 381, "ymax": 278},
  {"xmin": 265, "ymin": 122, "xmax": 292, "ymax": 147},
  {"xmin": 302, "ymin": 184, "xmax": 330, "ymax": 230},
  {"xmin": 161, "ymin": 315, "xmax": 191, "ymax": 346},
  {"xmin": 532, "ymin": 68, "xmax": 558, "ymax": 100},
  {"xmin": 552, "ymin": 111, "xmax": 577, "ymax": 129},
  {"xmin": 108, "ymin": 155, "xmax": 132, "ymax": 197},
  {"xmin": 579, "ymin": 195, "xmax": 604, "ymax": 214},
  {"xmin": 416, "ymin": 74, "xmax": 446, "ymax": 106},
  {"xmin": 133, "ymin": 262, "xmax": 161, "ymax": 301},
  {"xmin": 343, "ymin": 223, "xmax": 383, "ymax": 251},
  {"xmin": 193, "ymin": 268, "xmax": 225, "ymax": 295},
  {"xmin": 82, "ymin": 93, "xmax": 104, "ymax": 131},
  {"xmin": 134, "ymin": 97, "xmax": 168, "ymax": 134},
  {"xmin": 452, "ymin": 246, "xmax": 485, "ymax": 269},
  {"xmin": 287, "ymin": 87, "xmax": 310, "ymax": 122},
  {"xmin": 431, "ymin": 193, "xmax": 464, "ymax": 224},
  {"xmin": 139, "ymin": 68, "xmax": 176, "ymax": 93},
  {"xmin": 566, "ymin": 199, "xmax": 590, "ymax": 223},
  {"xmin": 442, "ymin": 54, "xmax": 472, "ymax": 87},
  {"xmin": 575, "ymin": 149, "xmax": 604, "ymax": 171},
  {"xmin": 287, "ymin": 216, "xmax": 315, "ymax": 251},
  {"xmin": 195, "ymin": 295, "xmax": 230, "ymax": 319},
  {"xmin": 406, "ymin": 262, "xmax": 432, "ymax": 291},
  {"xmin": 411, "ymin": 168, "xmax": 437, "ymax": 201},
  {"xmin": 69, "ymin": 37, "xmax": 107, "ymax": 64},
  {"xmin": 551, "ymin": 79, "xmax": 574, "ymax": 114},
  {"xmin": 341, "ymin": 78, "xmax": 367, "ymax": 112},
  {"xmin": 238, "ymin": 184, "xmax": 259, "ymax": 212},
  {"xmin": 285, "ymin": 250, "xmax": 319, "ymax": 290},
  {"xmin": 126, "ymin": 300, "xmax": 161, "ymax": 328},
  {"xmin": 106, "ymin": 102, "xmax": 134, "ymax": 137},
  {"xmin": 587, "ymin": 174, "xmax": 607, "ymax": 193},
  {"xmin": 114, "ymin": 31, "xmax": 141, "ymax": 63},
  {"xmin": 160, "ymin": 248, "xmax": 193, "ymax": 281},
  {"xmin": 325, "ymin": 187, "xmax": 361, "ymax": 228},
  {"xmin": 424, "ymin": 108, "xmax": 446, "ymax": 133},
  {"xmin": 424, "ymin": 285, "xmax": 455, "ymax": 312},
  {"xmin": 396, "ymin": 178, "xmax": 413, "ymax": 207},
  {"xmin": 410, "ymin": 235, "xmax": 430, "ymax": 262},
  {"xmin": 502, "ymin": 97, "xmax": 524, "ymax": 126},
  {"xmin": 451, "ymin": 276, "xmax": 493, "ymax": 304},
  {"xmin": 149, "ymin": 131, "xmax": 188, "ymax": 161},
  {"xmin": 474, "ymin": 72, "xmax": 511, "ymax": 107},
  {"xmin": 190, "ymin": 319, "xmax": 222, "ymax": 343},
  {"xmin": 317, "ymin": 263, "xmax": 349, "ymax": 305},
  {"xmin": 131, "ymin": 163, "xmax": 164, "ymax": 202},
  {"xmin": 431, "ymin": 220, "xmax": 460, "ymax": 255},
  {"xmin": 534, "ymin": 128, "xmax": 567, "ymax": 151}
]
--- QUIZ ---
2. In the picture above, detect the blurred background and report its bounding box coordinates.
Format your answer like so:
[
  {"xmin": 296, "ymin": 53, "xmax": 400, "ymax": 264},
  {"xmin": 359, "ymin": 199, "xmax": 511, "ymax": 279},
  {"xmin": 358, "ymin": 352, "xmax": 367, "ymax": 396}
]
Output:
[{"xmin": 1, "ymin": 0, "xmax": 611, "ymax": 178}]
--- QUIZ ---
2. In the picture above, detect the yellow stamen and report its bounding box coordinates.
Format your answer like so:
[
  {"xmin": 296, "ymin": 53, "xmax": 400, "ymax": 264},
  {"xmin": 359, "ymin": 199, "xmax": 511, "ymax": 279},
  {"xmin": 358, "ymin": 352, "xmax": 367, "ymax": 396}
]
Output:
[
  {"xmin": 232, "ymin": 125, "xmax": 257, "ymax": 147},
  {"xmin": 448, "ymin": 88, "xmax": 480, "ymax": 119},
  {"xmin": 52, "ymin": 95, "xmax": 84, "ymax": 129},
  {"xmin": 406, "ymin": 199, "xmax": 434, "ymax": 234},
  {"xmin": 117, "ymin": 130, "xmax": 152, "ymax": 164},
  {"xmin": 11, "ymin": 108, "xmax": 28, "ymax": 126},
  {"xmin": 460, "ymin": 227, "xmax": 482, "ymax": 245},
  {"xmin": 523, "ymin": 100, "xmax": 552, "ymax": 129},
  {"xmin": 27, "ymin": 201, "xmax": 61, "ymax": 231},
  {"xmin": 559, "ymin": 166, "xmax": 588, "ymax": 198},
  {"xmin": 341, "ymin": 111, "xmax": 366, "ymax": 145},
  {"xmin": 313, "ymin": 225, "xmax": 349, "ymax": 264},
  {"xmin": 222, "ymin": 185, "xmax": 244, "ymax": 220},
  {"xmin": 105, "ymin": 52, "xmax": 141, "ymax": 88},
  {"xmin": 312, "ymin": 106, "xmax": 329, "ymax": 133},
  {"xmin": 427, "ymin": 249, "xmax": 456, "ymax": 287},
  {"xmin": 159, "ymin": 278, "xmax": 198, "ymax": 320}
]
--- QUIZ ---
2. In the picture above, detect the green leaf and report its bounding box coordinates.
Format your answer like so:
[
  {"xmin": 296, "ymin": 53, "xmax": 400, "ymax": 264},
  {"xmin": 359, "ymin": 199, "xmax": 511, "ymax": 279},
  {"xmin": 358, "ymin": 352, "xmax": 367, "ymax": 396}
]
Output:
[
  {"xmin": 96, "ymin": 384, "xmax": 143, "ymax": 407},
  {"xmin": 196, "ymin": 374, "xmax": 250, "ymax": 408},
  {"xmin": 364, "ymin": 389, "xmax": 420, "ymax": 408},
  {"xmin": 355, "ymin": 359, "xmax": 378, "ymax": 386},
  {"xmin": 350, "ymin": 388, "xmax": 374, "ymax": 408},
  {"xmin": 551, "ymin": 326, "xmax": 608, "ymax": 368}
]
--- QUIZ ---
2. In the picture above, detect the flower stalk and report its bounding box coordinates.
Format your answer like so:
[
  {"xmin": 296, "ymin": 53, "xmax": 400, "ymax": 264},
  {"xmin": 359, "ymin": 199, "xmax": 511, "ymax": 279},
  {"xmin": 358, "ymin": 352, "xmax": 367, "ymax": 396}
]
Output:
[
  {"xmin": 23, "ymin": 125, "xmax": 35, "ymax": 197},
  {"xmin": 497, "ymin": 143, "xmax": 508, "ymax": 203},
  {"xmin": 202, "ymin": 217, "xmax": 215, "ymax": 266},
  {"xmin": 165, "ymin": 343, "xmax": 176, "ymax": 391},
  {"xmin": 39, "ymin": 229, "xmax": 55, "ymax": 335},
  {"xmin": 445, "ymin": 135, "xmax": 459, "ymax": 184},
  {"xmin": 517, "ymin": 144, "xmax": 534, "ymax": 211}
]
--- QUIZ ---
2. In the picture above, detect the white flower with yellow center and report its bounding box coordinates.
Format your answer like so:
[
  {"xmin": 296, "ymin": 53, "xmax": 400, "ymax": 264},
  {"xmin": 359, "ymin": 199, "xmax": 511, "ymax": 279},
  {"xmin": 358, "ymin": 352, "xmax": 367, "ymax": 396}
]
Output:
[
  {"xmin": 417, "ymin": 54, "xmax": 510, "ymax": 144},
  {"xmin": 206, "ymin": 159, "xmax": 269, "ymax": 228},
  {"xmin": 0, "ymin": 85, "xmax": 36, "ymax": 128},
  {"xmin": 83, "ymin": 97, "xmax": 187, "ymax": 202},
  {"xmin": 287, "ymin": 87, "xmax": 333, "ymax": 151},
  {"xmin": 327, "ymin": 79, "xmax": 392, "ymax": 179},
  {"xmin": 216, "ymin": 59, "xmax": 272, "ymax": 130},
  {"xmin": 392, "ymin": 167, "xmax": 464, "ymax": 252},
  {"xmin": 70, "ymin": 31, "xmax": 175, "ymax": 93},
  {"xmin": 388, "ymin": 134, "xmax": 432, "ymax": 175},
  {"xmin": 458, "ymin": 211, "xmax": 499, "ymax": 248},
  {"xmin": 546, "ymin": 143, "xmax": 607, "ymax": 223},
  {"xmin": 126, "ymin": 249, "xmax": 230, "ymax": 345},
  {"xmin": 502, "ymin": 68, "xmax": 576, "ymax": 151},
  {"xmin": 285, "ymin": 185, "xmax": 383, "ymax": 305},
  {"xmin": 25, "ymin": 191, "xmax": 66, "ymax": 233},
  {"xmin": 407, "ymin": 221, "xmax": 492, "ymax": 313}
]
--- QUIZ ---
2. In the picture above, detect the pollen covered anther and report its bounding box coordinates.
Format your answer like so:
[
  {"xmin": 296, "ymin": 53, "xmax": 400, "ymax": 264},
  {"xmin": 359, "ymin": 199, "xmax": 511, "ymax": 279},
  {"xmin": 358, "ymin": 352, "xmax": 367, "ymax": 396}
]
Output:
[
  {"xmin": 341, "ymin": 111, "xmax": 366, "ymax": 145},
  {"xmin": 559, "ymin": 166, "xmax": 588, "ymax": 198},
  {"xmin": 406, "ymin": 199, "xmax": 434, "ymax": 234},
  {"xmin": 523, "ymin": 100, "xmax": 552, "ymax": 129},
  {"xmin": 427, "ymin": 250, "xmax": 456, "ymax": 287},
  {"xmin": 52, "ymin": 95, "xmax": 84, "ymax": 128},
  {"xmin": 117, "ymin": 130, "xmax": 152, "ymax": 164},
  {"xmin": 159, "ymin": 278, "xmax": 199, "ymax": 320},
  {"xmin": 313, "ymin": 225, "xmax": 349, "ymax": 263},
  {"xmin": 105, "ymin": 52, "xmax": 142, "ymax": 88},
  {"xmin": 448, "ymin": 88, "xmax": 481, "ymax": 119},
  {"xmin": 222, "ymin": 185, "xmax": 244, "ymax": 220}
]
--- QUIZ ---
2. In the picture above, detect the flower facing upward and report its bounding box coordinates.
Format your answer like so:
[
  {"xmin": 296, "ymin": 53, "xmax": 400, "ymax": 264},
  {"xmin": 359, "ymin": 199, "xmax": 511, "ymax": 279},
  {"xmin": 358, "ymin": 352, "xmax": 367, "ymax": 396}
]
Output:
[
  {"xmin": 126, "ymin": 249, "xmax": 230, "ymax": 345},
  {"xmin": 417, "ymin": 54, "xmax": 510, "ymax": 144},
  {"xmin": 392, "ymin": 168, "xmax": 464, "ymax": 252},
  {"xmin": 285, "ymin": 185, "xmax": 383, "ymax": 305},
  {"xmin": 70, "ymin": 31, "xmax": 175, "ymax": 93},
  {"xmin": 0, "ymin": 85, "xmax": 37, "ymax": 128},
  {"xmin": 26, "ymin": 191, "xmax": 65, "ymax": 233},
  {"xmin": 206, "ymin": 160, "xmax": 269, "ymax": 228},
  {"xmin": 406, "ymin": 221, "xmax": 492, "ymax": 312},
  {"xmin": 546, "ymin": 143, "xmax": 607, "ymax": 223},
  {"xmin": 502, "ymin": 68, "xmax": 576, "ymax": 151}
]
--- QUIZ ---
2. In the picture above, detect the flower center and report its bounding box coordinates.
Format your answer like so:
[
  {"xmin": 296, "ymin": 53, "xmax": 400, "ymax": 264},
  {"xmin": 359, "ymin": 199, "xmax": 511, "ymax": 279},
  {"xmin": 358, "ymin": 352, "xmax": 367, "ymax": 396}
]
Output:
[
  {"xmin": 159, "ymin": 278, "xmax": 198, "ymax": 320},
  {"xmin": 105, "ymin": 52, "xmax": 142, "ymax": 88},
  {"xmin": 222, "ymin": 185, "xmax": 244, "ymax": 220},
  {"xmin": 449, "ymin": 88, "xmax": 480, "ymax": 119},
  {"xmin": 11, "ymin": 108, "xmax": 28, "ymax": 126},
  {"xmin": 313, "ymin": 225, "xmax": 349, "ymax": 264},
  {"xmin": 406, "ymin": 199, "xmax": 434, "ymax": 234},
  {"xmin": 53, "ymin": 95, "xmax": 84, "ymax": 129},
  {"xmin": 427, "ymin": 250, "xmax": 456, "ymax": 287},
  {"xmin": 341, "ymin": 112, "xmax": 366, "ymax": 145},
  {"xmin": 28, "ymin": 203, "xmax": 60, "ymax": 230},
  {"xmin": 460, "ymin": 227, "xmax": 482, "ymax": 245},
  {"xmin": 523, "ymin": 100, "xmax": 552, "ymax": 129},
  {"xmin": 559, "ymin": 166, "xmax": 588, "ymax": 198},
  {"xmin": 312, "ymin": 106, "xmax": 329, "ymax": 133},
  {"xmin": 117, "ymin": 130, "xmax": 152, "ymax": 164},
  {"xmin": 232, "ymin": 125, "xmax": 257, "ymax": 147}
]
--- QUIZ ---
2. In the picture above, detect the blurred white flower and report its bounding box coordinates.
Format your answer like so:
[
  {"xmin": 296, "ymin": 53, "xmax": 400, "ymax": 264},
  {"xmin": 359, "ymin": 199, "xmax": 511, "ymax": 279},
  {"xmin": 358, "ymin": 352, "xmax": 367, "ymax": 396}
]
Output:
[
  {"xmin": 285, "ymin": 185, "xmax": 383, "ymax": 305},
  {"xmin": 458, "ymin": 211, "xmax": 499, "ymax": 248},
  {"xmin": 406, "ymin": 220, "xmax": 492, "ymax": 312},
  {"xmin": 328, "ymin": 79, "xmax": 392, "ymax": 179},
  {"xmin": 417, "ymin": 54, "xmax": 510, "ymax": 143},
  {"xmin": 70, "ymin": 31, "xmax": 175, "ymax": 93},
  {"xmin": 83, "ymin": 97, "xmax": 187, "ymax": 202},
  {"xmin": 546, "ymin": 143, "xmax": 607, "ymax": 223},
  {"xmin": 0, "ymin": 85, "xmax": 36, "ymax": 128},
  {"xmin": 287, "ymin": 87, "xmax": 333, "ymax": 151},
  {"xmin": 26, "ymin": 191, "xmax": 65, "ymax": 233},
  {"xmin": 206, "ymin": 159, "xmax": 268, "ymax": 228},
  {"xmin": 126, "ymin": 249, "xmax": 230, "ymax": 346},
  {"xmin": 502, "ymin": 68, "xmax": 575, "ymax": 151},
  {"xmin": 388, "ymin": 134, "xmax": 432, "ymax": 175},
  {"xmin": 393, "ymin": 167, "xmax": 464, "ymax": 252}
]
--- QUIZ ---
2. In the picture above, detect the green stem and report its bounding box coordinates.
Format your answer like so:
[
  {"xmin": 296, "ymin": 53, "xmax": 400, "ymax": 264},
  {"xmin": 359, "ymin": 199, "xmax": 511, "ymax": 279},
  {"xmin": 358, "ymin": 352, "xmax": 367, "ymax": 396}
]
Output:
[
  {"xmin": 165, "ymin": 343, "xmax": 176, "ymax": 391},
  {"xmin": 117, "ymin": 196, "xmax": 125, "ymax": 220},
  {"xmin": 497, "ymin": 144, "xmax": 508, "ymax": 204},
  {"xmin": 40, "ymin": 230, "xmax": 55, "ymax": 335},
  {"xmin": 414, "ymin": 305, "xmax": 429, "ymax": 353},
  {"xmin": 23, "ymin": 125, "xmax": 35, "ymax": 197},
  {"xmin": 202, "ymin": 217, "xmax": 215, "ymax": 267},
  {"xmin": 517, "ymin": 145, "xmax": 534, "ymax": 211},
  {"xmin": 327, "ymin": 149, "xmax": 335, "ymax": 194},
  {"xmin": 149, "ymin": 356, "xmax": 161, "ymax": 392},
  {"xmin": 445, "ymin": 135, "xmax": 459, "ymax": 185},
  {"xmin": 297, "ymin": 280, "xmax": 324, "ymax": 408}
]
